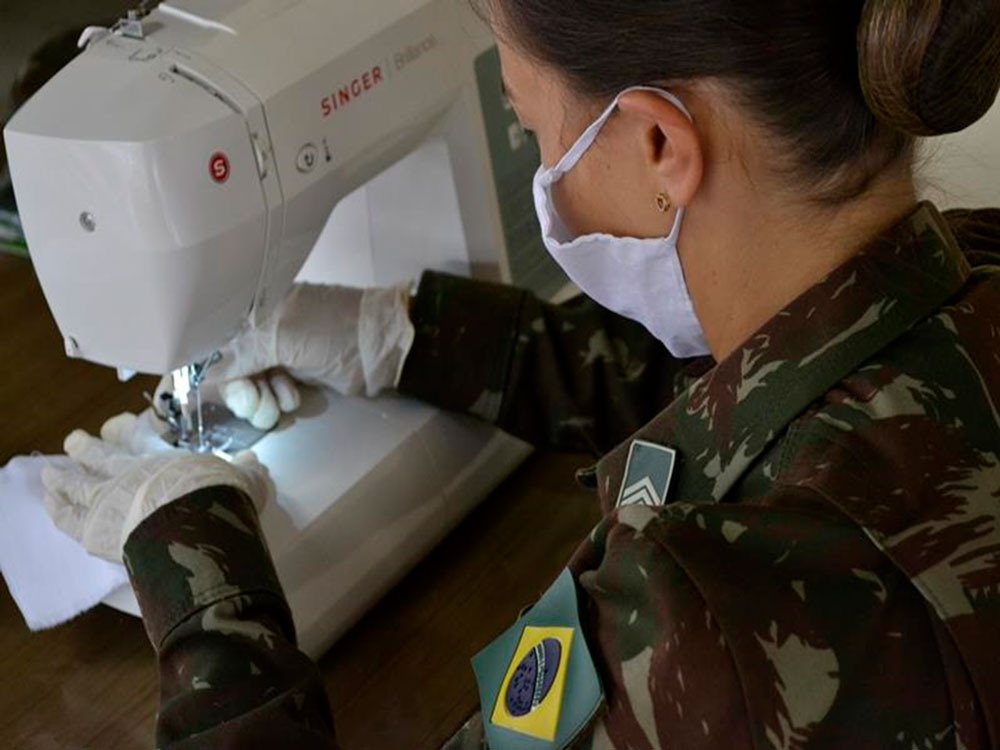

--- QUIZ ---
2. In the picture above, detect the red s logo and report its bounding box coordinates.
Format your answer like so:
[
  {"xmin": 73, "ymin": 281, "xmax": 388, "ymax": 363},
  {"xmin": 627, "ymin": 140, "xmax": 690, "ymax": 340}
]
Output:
[{"xmin": 209, "ymin": 152, "xmax": 230, "ymax": 184}]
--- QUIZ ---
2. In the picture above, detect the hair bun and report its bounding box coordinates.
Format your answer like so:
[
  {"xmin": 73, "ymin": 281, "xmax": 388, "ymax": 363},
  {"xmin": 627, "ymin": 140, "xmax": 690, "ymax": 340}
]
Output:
[{"xmin": 858, "ymin": 0, "xmax": 1000, "ymax": 136}]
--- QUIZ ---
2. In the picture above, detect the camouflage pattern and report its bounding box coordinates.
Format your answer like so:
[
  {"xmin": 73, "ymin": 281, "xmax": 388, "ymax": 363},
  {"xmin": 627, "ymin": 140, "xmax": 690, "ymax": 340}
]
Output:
[
  {"xmin": 405, "ymin": 203, "xmax": 1000, "ymax": 747},
  {"xmin": 123, "ymin": 202, "xmax": 999, "ymax": 747},
  {"xmin": 564, "ymin": 204, "xmax": 1000, "ymax": 749},
  {"xmin": 123, "ymin": 487, "xmax": 335, "ymax": 748},
  {"xmin": 400, "ymin": 263, "xmax": 691, "ymax": 457}
]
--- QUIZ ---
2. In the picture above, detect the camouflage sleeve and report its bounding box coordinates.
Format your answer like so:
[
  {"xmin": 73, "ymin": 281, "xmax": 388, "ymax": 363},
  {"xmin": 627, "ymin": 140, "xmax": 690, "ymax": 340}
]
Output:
[
  {"xmin": 398, "ymin": 271, "xmax": 692, "ymax": 455},
  {"xmin": 122, "ymin": 487, "xmax": 336, "ymax": 749}
]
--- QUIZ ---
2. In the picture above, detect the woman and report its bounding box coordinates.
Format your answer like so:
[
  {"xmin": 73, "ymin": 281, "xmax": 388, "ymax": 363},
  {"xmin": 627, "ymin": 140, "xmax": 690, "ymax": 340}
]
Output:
[{"xmin": 42, "ymin": 0, "xmax": 1000, "ymax": 747}]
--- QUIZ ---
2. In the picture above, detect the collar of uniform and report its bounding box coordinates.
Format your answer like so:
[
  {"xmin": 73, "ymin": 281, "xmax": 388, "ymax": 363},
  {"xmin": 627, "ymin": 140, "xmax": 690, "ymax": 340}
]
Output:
[{"xmin": 593, "ymin": 202, "xmax": 972, "ymax": 509}]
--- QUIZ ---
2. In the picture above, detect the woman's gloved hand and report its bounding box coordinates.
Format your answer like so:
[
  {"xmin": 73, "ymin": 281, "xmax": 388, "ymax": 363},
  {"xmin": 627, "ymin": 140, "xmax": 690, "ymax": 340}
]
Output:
[
  {"xmin": 41, "ymin": 410, "xmax": 275, "ymax": 563},
  {"xmin": 206, "ymin": 282, "xmax": 416, "ymax": 431}
]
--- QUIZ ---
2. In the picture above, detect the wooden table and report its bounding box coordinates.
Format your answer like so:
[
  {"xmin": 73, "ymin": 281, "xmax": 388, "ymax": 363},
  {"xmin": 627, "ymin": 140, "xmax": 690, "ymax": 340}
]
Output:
[{"xmin": 0, "ymin": 255, "xmax": 602, "ymax": 749}]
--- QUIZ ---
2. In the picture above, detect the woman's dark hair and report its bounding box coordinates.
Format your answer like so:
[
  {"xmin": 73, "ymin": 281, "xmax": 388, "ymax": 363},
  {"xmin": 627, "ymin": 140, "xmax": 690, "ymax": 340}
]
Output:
[{"xmin": 487, "ymin": 0, "xmax": 1000, "ymax": 203}]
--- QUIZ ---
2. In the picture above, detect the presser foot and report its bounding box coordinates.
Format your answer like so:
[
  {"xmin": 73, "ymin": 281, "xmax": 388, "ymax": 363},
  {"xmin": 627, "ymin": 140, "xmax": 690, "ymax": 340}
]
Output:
[
  {"xmin": 153, "ymin": 353, "xmax": 270, "ymax": 455},
  {"xmin": 160, "ymin": 401, "xmax": 270, "ymax": 455}
]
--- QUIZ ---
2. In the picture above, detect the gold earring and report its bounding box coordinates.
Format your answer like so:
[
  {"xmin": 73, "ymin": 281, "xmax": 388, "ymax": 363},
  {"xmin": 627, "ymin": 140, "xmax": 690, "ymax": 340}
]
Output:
[{"xmin": 655, "ymin": 193, "xmax": 672, "ymax": 213}]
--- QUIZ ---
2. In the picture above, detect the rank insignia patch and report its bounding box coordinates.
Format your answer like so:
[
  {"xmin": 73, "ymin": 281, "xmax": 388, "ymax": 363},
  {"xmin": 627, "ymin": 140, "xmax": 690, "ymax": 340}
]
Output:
[
  {"xmin": 617, "ymin": 440, "xmax": 677, "ymax": 507},
  {"xmin": 491, "ymin": 627, "xmax": 574, "ymax": 741}
]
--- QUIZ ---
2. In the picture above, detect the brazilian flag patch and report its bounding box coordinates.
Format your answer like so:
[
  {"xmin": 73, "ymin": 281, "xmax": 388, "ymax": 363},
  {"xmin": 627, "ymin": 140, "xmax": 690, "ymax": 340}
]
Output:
[
  {"xmin": 491, "ymin": 626, "xmax": 574, "ymax": 740},
  {"xmin": 472, "ymin": 569, "xmax": 604, "ymax": 749}
]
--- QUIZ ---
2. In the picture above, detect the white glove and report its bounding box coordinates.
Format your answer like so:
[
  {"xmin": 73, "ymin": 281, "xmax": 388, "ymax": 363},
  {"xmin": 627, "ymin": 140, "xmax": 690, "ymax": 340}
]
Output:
[
  {"xmin": 41, "ymin": 410, "xmax": 275, "ymax": 563},
  {"xmin": 207, "ymin": 282, "xmax": 416, "ymax": 430}
]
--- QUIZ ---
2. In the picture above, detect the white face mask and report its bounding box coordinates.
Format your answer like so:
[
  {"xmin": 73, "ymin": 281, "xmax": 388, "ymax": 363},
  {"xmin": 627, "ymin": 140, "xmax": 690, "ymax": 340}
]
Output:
[{"xmin": 532, "ymin": 86, "xmax": 710, "ymax": 359}]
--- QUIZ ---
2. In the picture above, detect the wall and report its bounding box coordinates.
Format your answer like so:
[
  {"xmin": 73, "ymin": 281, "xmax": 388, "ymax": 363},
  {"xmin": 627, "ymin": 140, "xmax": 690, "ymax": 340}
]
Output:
[{"xmin": 922, "ymin": 96, "xmax": 1000, "ymax": 210}]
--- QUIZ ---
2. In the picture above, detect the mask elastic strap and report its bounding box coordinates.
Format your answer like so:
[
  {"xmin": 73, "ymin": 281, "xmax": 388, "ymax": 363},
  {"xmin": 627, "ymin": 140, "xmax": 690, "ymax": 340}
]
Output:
[
  {"xmin": 550, "ymin": 86, "xmax": 693, "ymax": 180},
  {"xmin": 666, "ymin": 206, "xmax": 685, "ymax": 244}
]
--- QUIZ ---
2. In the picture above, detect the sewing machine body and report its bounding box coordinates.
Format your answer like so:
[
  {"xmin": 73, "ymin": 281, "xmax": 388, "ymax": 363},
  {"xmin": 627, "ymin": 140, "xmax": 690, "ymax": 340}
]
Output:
[
  {"xmin": 5, "ymin": 0, "xmax": 559, "ymax": 373},
  {"xmin": 6, "ymin": 0, "xmax": 567, "ymax": 656}
]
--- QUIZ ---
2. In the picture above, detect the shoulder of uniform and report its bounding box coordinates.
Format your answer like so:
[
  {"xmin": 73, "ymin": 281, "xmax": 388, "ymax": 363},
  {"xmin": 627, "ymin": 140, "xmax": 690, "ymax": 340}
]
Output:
[{"xmin": 942, "ymin": 207, "xmax": 1000, "ymax": 265}]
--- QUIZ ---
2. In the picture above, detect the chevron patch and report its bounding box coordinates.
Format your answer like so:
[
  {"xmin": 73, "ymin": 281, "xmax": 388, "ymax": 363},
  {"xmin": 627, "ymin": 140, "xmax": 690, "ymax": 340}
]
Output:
[{"xmin": 617, "ymin": 440, "xmax": 677, "ymax": 508}]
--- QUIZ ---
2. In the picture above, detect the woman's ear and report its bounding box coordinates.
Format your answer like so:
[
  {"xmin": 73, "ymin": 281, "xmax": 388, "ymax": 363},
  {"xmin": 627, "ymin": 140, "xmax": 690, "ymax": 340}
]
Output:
[{"xmin": 618, "ymin": 91, "xmax": 704, "ymax": 208}]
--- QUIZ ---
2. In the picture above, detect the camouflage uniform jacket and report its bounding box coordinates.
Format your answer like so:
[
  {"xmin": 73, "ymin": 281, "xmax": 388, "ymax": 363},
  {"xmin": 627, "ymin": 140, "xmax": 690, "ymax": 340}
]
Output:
[{"xmin": 124, "ymin": 202, "xmax": 1000, "ymax": 748}]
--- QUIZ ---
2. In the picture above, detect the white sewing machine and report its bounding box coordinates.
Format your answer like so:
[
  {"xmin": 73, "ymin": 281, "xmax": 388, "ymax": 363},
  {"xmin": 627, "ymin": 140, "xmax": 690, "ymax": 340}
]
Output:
[{"xmin": 4, "ymin": 0, "xmax": 569, "ymax": 657}]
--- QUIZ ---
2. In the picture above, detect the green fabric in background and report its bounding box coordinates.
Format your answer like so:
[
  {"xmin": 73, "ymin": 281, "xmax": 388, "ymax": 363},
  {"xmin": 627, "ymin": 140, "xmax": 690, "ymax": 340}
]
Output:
[
  {"xmin": 0, "ymin": 243, "xmax": 28, "ymax": 259},
  {"xmin": 0, "ymin": 205, "xmax": 27, "ymax": 257}
]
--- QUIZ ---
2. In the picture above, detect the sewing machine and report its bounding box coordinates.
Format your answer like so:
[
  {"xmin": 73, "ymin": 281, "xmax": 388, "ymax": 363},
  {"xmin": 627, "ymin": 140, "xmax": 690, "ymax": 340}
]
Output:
[{"xmin": 4, "ymin": 0, "xmax": 569, "ymax": 657}]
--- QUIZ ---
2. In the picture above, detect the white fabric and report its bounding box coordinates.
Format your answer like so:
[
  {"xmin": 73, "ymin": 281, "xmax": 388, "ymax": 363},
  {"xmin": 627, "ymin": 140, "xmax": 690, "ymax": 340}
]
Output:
[
  {"xmin": 0, "ymin": 455, "xmax": 128, "ymax": 630},
  {"xmin": 208, "ymin": 282, "xmax": 416, "ymax": 430},
  {"xmin": 532, "ymin": 86, "xmax": 710, "ymax": 358}
]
